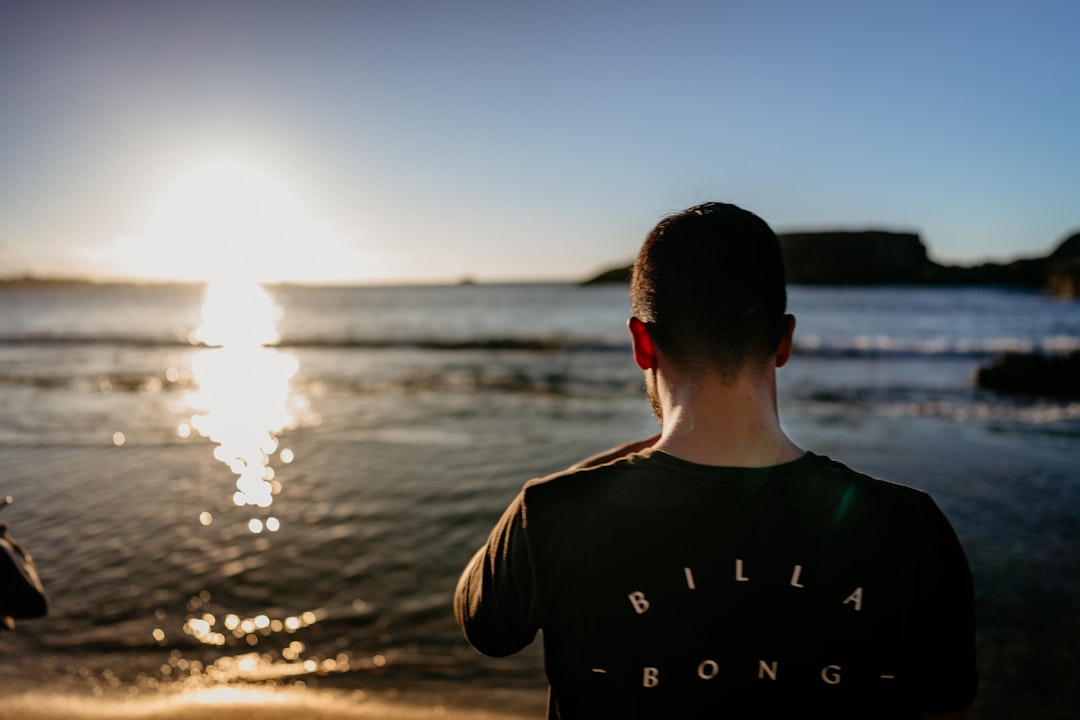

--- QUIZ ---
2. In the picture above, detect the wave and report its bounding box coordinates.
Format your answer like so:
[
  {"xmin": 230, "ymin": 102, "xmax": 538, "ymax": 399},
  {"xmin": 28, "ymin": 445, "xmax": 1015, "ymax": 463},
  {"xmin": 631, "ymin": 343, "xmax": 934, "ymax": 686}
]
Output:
[
  {"xmin": 2, "ymin": 332, "xmax": 1078, "ymax": 358},
  {"xmin": 0, "ymin": 333, "xmax": 628, "ymax": 352},
  {"xmin": 0, "ymin": 333, "xmax": 191, "ymax": 348},
  {"xmin": 793, "ymin": 395, "xmax": 1080, "ymax": 430},
  {"xmin": 792, "ymin": 334, "xmax": 1080, "ymax": 359}
]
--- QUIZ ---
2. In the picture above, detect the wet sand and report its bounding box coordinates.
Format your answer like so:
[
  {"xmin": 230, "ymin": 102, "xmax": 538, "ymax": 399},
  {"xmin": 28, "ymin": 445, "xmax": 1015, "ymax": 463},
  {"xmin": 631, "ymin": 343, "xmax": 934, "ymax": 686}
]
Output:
[{"xmin": 0, "ymin": 685, "xmax": 546, "ymax": 720}]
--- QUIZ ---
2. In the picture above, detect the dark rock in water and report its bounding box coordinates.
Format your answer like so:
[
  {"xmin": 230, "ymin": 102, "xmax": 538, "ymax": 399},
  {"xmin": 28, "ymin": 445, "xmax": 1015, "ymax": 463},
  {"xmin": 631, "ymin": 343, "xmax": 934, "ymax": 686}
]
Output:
[
  {"xmin": 975, "ymin": 351, "xmax": 1080, "ymax": 399},
  {"xmin": 779, "ymin": 231, "xmax": 930, "ymax": 284}
]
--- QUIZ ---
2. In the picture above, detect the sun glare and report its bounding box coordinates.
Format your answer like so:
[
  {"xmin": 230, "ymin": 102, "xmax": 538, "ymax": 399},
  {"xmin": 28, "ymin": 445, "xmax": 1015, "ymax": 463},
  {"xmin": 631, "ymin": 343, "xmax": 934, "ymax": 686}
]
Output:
[{"xmin": 134, "ymin": 160, "xmax": 333, "ymax": 284}]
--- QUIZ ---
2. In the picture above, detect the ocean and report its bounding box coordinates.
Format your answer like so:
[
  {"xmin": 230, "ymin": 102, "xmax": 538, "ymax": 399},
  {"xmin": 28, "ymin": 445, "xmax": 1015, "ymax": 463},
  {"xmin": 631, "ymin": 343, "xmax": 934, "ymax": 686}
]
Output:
[{"xmin": 0, "ymin": 281, "xmax": 1077, "ymax": 719}]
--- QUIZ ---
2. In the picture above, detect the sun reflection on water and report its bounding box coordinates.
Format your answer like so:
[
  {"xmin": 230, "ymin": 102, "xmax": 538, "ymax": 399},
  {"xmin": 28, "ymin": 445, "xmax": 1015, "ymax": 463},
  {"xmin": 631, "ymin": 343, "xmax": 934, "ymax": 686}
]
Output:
[
  {"xmin": 185, "ymin": 280, "xmax": 303, "ymax": 529},
  {"xmin": 169, "ymin": 283, "xmax": 350, "ymax": 688},
  {"xmin": 191, "ymin": 281, "xmax": 282, "ymax": 348}
]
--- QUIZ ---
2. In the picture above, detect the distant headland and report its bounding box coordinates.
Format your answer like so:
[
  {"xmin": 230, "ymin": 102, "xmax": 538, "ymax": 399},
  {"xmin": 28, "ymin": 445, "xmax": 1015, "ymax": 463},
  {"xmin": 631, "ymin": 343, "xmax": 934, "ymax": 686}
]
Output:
[
  {"xmin": 583, "ymin": 229, "xmax": 1080, "ymax": 299},
  {"xmin": 0, "ymin": 276, "xmax": 198, "ymax": 288}
]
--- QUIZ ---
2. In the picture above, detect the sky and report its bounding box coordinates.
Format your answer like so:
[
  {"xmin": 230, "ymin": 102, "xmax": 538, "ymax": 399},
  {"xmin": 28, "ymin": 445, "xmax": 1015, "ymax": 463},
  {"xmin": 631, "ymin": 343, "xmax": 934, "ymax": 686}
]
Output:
[{"xmin": 1, "ymin": 0, "xmax": 1078, "ymax": 284}]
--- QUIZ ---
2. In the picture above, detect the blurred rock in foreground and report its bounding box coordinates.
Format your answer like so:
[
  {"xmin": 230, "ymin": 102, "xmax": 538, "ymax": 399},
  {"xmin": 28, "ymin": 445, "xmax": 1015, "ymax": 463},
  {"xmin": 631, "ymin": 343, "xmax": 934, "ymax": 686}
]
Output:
[{"xmin": 975, "ymin": 351, "xmax": 1080, "ymax": 399}]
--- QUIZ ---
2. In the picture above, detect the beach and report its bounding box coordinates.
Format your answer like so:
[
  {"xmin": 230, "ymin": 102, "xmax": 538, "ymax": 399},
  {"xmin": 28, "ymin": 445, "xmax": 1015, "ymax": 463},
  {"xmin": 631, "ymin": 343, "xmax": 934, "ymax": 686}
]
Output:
[
  {"xmin": 0, "ymin": 685, "xmax": 545, "ymax": 720},
  {"xmin": 1, "ymin": 282, "xmax": 1077, "ymax": 718}
]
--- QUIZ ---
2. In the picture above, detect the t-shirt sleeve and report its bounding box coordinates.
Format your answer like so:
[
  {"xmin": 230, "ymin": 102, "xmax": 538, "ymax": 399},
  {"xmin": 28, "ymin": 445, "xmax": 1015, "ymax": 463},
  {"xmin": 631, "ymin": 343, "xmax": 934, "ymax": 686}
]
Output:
[
  {"xmin": 910, "ymin": 495, "xmax": 979, "ymax": 713},
  {"xmin": 454, "ymin": 489, "xmax": 539, "ymax": 657}
]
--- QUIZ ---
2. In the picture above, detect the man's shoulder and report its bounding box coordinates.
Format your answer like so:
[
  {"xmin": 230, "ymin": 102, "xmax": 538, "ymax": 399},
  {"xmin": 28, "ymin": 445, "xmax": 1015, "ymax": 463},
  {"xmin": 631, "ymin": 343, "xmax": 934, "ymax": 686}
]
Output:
[
  {"xmin": 517, "ymin": 450, "xmax": 942, "ymax": 523},
  {"xmin": 804, "ymin": 455, "xmax": 947, "ymax": 532},
  {"xmin": 524, "ymin": 452, "xmax": 645, "ymax": 492},
  {"xmin": 812, "ymin": 455, "xmax": 934, "ymax": 500},
  {"xmin": 519, "ymin": 453, "xmax": 663, "ymax": 511}
]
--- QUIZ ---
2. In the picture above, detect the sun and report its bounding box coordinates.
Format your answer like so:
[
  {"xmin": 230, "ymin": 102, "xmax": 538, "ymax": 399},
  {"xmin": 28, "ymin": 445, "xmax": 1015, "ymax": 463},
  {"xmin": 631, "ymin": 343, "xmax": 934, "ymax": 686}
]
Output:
[{"xmin": 125, "ymin": 159, "xmax": 336, "ymax": 284}]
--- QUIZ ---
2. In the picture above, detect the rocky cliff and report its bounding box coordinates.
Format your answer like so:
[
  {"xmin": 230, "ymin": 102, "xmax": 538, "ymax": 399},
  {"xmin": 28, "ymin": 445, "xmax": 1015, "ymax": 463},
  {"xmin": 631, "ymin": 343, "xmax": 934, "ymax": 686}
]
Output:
[
  {"xmin": 1046, "ymin": 233, "xmax": 1080, "ymax": 298},
  {"xmin": 583, "ymin": 229, "xmax": 1080, "ymax": 298},
  {"xmin": 779, "ymin": 231, "xmax": 930, "ymax": 284}
]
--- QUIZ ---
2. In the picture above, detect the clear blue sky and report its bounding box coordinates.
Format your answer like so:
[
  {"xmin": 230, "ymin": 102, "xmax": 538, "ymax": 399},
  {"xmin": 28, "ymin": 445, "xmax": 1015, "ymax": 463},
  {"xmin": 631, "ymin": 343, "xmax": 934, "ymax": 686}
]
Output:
[{"xmin": 2, "ymin": 0, "xmax": 1078, "ymax": 283}]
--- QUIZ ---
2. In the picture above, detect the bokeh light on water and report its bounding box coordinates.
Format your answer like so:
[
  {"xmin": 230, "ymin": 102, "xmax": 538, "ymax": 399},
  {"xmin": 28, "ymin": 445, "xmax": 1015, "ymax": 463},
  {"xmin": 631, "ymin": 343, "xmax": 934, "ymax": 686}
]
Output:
[
  {"xmin": 147, "ymin": 591, "xmax": 365, "ymax": 692},
  {"xmin": 185, "ymin": 280, "xmax": 304, "ymax": 528}
]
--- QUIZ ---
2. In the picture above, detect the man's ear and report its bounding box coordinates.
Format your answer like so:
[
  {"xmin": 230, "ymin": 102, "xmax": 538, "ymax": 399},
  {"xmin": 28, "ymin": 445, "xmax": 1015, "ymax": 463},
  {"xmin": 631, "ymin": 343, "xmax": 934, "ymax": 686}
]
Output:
[
  {"xmin": 775, "ymin": 314, "xmax": 796, "ymax": 368},
  {"xmin": 628, "ymin": 317, "xmax": 657, "ymax": 370}
]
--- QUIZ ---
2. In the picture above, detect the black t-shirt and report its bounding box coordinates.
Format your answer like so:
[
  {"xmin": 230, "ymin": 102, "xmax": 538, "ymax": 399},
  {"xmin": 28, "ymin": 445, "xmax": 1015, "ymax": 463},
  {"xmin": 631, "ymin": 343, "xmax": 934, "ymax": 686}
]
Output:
[{"xmin": 455, "ymin": 451, "xmax": 977, "ymax": 719}]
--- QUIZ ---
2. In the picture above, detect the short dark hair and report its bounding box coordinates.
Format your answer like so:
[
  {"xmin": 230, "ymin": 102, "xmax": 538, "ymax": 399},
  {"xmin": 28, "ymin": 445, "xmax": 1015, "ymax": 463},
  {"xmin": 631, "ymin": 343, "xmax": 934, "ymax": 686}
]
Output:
[{"xmin": 630, "ymin": 202, "xmax": 788, "ymax": 377}]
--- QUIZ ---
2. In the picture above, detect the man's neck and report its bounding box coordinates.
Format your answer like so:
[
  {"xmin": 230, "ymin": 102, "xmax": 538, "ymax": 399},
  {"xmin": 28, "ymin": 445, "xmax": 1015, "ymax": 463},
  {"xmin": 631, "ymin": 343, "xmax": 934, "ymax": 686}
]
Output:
[{"xmin": 651, "ymin": 366, "xmax": 802, "ymax": 468}]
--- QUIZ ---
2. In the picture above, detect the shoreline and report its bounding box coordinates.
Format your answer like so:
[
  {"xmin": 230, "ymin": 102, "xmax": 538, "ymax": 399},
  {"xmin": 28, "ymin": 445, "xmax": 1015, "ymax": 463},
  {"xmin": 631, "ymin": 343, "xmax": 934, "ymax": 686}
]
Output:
[{"xmin": 0, "ymin": 683, "xmax": 547, "ymax": 720}]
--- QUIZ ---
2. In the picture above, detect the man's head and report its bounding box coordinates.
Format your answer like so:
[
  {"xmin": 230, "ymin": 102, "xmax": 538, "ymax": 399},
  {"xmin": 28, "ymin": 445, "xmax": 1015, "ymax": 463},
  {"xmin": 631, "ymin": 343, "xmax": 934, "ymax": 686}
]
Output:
[{"xmin": 630, "ymin": 202, "xmax": 789, "ymax": 380}]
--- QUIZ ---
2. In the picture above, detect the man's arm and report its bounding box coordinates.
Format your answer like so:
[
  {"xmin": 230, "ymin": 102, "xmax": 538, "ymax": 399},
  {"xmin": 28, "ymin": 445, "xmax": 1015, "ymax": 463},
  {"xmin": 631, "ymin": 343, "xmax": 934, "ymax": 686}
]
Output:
[
  {"xmin": 912, "ymin": 496, "xmax": 979, "ymax": 718},
  {"xmin": 568, "ymin": 433, "xmax": 660, "ymax": 470},
  {"xmin": 454, "ymin": 492, "xmax": 538, "ymax": 657},
  {"xmin": 457, "ymin": 435, "xmax": 659, "ymax": 655}
]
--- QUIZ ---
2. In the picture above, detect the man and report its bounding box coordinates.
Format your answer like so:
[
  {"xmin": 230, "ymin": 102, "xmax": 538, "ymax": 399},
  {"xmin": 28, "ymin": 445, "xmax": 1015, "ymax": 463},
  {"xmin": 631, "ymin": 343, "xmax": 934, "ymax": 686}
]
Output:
[{"xmin": 454, "ymin": 202, "xmax": 977, "ymax": 718}]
